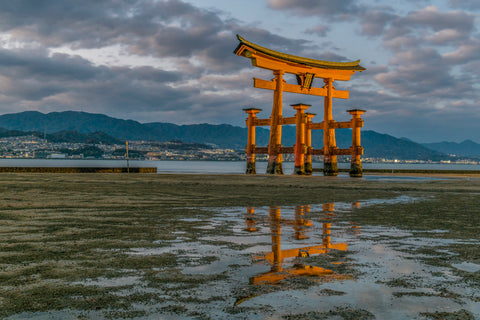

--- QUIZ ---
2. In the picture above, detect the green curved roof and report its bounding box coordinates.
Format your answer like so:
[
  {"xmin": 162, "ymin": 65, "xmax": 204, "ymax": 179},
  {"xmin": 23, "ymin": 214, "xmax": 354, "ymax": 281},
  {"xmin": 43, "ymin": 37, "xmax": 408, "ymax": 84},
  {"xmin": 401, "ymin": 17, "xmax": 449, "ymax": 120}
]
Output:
[{"xmin": 234, "ymin": 35, "xmax": 365, "ymax": 71}]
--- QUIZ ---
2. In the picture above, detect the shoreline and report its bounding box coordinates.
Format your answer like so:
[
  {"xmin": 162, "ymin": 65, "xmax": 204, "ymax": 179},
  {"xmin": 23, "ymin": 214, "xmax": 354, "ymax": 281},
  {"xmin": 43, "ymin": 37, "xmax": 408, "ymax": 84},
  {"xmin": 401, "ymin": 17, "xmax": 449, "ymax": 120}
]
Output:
[
  {"xmin": 0, "ymin": 166, "xmax": 478, "ymax": 178},
  {"xmin": 0, "ymin": 166, "xmax": 157, "ymax": 173}
]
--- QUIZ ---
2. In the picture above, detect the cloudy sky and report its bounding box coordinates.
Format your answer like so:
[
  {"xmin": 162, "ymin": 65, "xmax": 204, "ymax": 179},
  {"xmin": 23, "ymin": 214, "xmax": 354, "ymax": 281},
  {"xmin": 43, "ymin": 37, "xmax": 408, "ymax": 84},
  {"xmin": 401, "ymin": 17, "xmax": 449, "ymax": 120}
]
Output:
[{"xmin": 0, "ymin": 0, "xmax": 479, "ymax": 143}]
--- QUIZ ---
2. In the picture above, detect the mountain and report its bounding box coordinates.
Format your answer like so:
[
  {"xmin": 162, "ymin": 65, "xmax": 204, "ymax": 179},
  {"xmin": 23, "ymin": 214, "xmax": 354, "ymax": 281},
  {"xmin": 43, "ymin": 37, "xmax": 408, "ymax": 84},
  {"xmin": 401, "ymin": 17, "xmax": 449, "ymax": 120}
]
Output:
[
  {"xmin": 361, "ymin": 131, "xmax": 447, "ymax": 160},
  {"xmin": 46, "ymin": 131, "xmax": 123, "ymax": 144},
  {"xmin": 144, "ymin": 122, "xmax": 256, "ymax": 147},
  {"xmin": 0, "ymin": 111, "xmax": 157, "ymax": 140},
  {"xmin": 0, "ymin": 111, "xmax": 452, "ymax": 160},
  {"xmin": 0, "ymin": 127, "xmax": 39, "ymax": 138},
  {"xmin": 422, "ymin": 140, "xmax": 480, "ymax": 157},
  {"xmin": 250, "ymin": 128, "xmax": 446, "ymax": 160},
  {"xmin": 0, "ymin": 126, "xmax": 122, "ymax": 145}
]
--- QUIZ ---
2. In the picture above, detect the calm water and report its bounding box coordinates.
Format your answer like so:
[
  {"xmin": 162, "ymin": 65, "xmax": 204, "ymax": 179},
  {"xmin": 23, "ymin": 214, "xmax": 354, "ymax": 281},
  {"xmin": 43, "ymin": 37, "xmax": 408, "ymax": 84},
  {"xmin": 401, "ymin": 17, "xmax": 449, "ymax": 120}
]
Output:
[{"xmin": 0, "ymin": 159, "xmax": 479, "ymax": 174}]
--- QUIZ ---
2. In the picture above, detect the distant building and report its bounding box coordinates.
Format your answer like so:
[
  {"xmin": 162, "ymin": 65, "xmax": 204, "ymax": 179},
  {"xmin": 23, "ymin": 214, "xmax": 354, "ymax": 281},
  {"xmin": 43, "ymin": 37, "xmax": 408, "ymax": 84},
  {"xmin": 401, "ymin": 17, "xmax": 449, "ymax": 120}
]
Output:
[{"xmin": 47, "ymin": 153, "xmax": 67, "ymax": 159}]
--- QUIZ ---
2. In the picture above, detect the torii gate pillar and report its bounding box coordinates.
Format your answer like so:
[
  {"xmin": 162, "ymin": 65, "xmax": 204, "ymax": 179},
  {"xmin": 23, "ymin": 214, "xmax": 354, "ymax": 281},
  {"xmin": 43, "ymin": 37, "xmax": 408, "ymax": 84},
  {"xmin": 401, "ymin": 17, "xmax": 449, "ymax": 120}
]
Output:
[
  {"xmin": 244, "ymin": 108, "xmax": 262, "ymax": 174},
  {"xmin": 292, "ymin": 103, "xmax": 310, "ymax": 175},
  {"xmin": 304, "ymin": 113, "xmax": 315, "ymax": 175},
  {"xmin": 323, "ymin": 78, "xmax": 338, "ymax": 176},
  {"xmin": 266, "ymin": 70, "xmax": 285, "ymax": 175},
  {"xmin": 348, "ymin": 109, "xmax": 366, "ymax": 177}
]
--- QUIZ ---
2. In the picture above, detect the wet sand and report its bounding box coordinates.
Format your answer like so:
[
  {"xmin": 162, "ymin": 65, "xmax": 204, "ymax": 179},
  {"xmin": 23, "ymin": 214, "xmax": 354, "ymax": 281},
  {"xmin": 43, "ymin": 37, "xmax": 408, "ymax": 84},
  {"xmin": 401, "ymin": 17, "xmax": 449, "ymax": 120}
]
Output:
[{"xmin": 0, "ymin": 173, "xmax": 479, "ymax": 319}]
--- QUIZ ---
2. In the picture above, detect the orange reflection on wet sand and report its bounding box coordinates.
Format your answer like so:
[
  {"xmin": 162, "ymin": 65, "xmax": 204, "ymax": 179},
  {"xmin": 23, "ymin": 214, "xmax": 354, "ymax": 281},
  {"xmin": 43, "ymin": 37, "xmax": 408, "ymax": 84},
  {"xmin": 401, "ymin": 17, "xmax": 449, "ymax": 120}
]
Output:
[{"xmin": 245, "ymin": 204, "xmax": 358, "ymax": 286}]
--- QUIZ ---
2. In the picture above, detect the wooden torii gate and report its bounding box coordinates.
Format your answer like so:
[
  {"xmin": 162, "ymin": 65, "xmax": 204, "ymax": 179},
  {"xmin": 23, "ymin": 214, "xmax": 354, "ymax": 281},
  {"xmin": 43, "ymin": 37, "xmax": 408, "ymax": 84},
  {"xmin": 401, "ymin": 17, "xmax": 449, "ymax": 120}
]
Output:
[{"xmin": 234, "ymin": 35, "xmax": 366, "ymax": 177}]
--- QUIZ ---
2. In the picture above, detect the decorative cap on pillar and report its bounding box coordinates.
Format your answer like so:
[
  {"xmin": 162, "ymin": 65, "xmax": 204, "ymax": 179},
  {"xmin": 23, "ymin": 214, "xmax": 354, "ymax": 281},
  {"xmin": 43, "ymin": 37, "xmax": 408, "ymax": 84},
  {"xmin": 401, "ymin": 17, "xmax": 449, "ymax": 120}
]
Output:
[
  {"xmin": 291, "ymin": 103, "xmax": 311, "ymax": 110},
  {"xmin": 243, "ymin": 108, "xmax": 262, "ymax": 114},
  {"xmin": 347, "ymin": 109, "xmax": 366, "ymax": 114}
]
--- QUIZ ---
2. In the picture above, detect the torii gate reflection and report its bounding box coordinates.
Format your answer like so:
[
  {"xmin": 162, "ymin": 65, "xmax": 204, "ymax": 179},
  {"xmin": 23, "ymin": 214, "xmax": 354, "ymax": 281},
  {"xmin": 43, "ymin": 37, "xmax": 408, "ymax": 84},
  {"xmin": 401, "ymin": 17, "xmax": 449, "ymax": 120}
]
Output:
[{"xmin": 245, "ymin": 204, "xmax": 359, "ymax": 285}]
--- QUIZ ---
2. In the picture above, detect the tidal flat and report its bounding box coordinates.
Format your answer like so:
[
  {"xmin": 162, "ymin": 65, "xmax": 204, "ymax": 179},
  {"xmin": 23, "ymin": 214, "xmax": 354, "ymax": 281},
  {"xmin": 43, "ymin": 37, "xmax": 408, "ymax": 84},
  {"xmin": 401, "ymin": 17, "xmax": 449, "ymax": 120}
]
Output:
[{"xmin": 0, "ymin": 173, "xmax": 479, "ymax": 319}]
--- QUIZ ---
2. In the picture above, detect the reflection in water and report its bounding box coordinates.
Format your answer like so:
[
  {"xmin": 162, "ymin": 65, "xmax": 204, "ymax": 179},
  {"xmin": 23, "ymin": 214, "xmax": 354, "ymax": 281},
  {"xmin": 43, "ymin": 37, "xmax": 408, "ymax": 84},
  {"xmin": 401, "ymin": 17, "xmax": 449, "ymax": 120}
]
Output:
[{"xmin": 244, "ymin": 204, "xmax": 359, "ymax": 287}]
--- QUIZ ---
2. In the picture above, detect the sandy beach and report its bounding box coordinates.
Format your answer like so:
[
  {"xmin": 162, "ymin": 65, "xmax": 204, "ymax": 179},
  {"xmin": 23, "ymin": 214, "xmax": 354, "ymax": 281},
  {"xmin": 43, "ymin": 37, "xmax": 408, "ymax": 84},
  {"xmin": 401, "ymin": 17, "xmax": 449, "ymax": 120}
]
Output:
[{"xmin": 0, "ymin": 173, "xmax": 479, "ymax": 319}]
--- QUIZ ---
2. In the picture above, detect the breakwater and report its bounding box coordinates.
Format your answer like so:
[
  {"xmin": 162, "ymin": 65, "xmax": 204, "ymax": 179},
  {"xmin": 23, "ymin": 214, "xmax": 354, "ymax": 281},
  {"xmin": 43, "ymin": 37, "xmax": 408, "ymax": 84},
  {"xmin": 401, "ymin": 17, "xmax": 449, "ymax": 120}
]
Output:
[
  {"xmin": 0, "ymin": 167, "xmax": 157, "ymax": 173},
  {"xmin": 313, "ymin": 168, "xmax": 480, "ymax": 174}
]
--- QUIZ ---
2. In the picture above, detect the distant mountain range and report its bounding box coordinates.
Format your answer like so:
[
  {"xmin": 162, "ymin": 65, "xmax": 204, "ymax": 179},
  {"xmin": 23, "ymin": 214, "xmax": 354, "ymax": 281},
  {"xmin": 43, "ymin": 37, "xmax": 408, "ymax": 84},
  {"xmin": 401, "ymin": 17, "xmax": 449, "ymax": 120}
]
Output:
[
  {"xmin": 422, "ymin": 140, "xmax": 480, "ymax": 157},
  {"xmin": 0, "ymin": 127, "xmax": 122, "ymax": 145},
  {"xmin": 0, "ymin": 111, "xmax": 478, "ymax": 160}
]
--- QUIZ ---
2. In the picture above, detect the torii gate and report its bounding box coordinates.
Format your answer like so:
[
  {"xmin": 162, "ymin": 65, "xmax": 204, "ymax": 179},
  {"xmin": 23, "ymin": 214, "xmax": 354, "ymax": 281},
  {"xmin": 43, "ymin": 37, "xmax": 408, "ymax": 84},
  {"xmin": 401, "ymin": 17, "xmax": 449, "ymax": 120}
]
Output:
[{"xmin": 234, "ymin": 35, "xmax": 366, "ymax": 177}]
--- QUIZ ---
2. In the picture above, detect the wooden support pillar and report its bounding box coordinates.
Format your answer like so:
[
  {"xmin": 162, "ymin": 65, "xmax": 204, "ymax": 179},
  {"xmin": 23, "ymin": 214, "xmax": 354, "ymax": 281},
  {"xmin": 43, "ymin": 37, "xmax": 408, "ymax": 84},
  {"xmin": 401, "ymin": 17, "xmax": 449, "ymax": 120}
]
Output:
[
  {"xmin": 348, "ymin": 109, "xmax": 366, "ymax": 177},
  {"xmin": 245, "ymin": 207, "xmax": 257, "ymax": 232},
  {"xmin": 243, "ymin": 108, "xmax": 262, "ymax": 174},
  {"xmin": 323, "ymin": 78, "xmax": 338, "ymax": 176},
  {"xmin": 304, "ymin": 113, "xmax": 315, "ymax": 175},
  {"xmin": 323, "ymin": 203, "xmax": 335, "ymax": 216},
  {"xmin": 269, "ymin": 206, "xmax": 282, "ymax": 271},
  {"xmin": 292, "ymin": 103, "xmax": 310, "ymax": 175},
  {"xmin": 322, "ymin": 222, "xmax": 332, "ymax": 248},
  {"xmin": 267, "ymin": 70, "xmax": 285, "ymax": 174},
  {"xmin": 322, "ymin": 203, "xmax": 334, "ymax": 248},
  {"xmin": 294, "ymin": 205, "xmax": 308, "ymax": 240}
]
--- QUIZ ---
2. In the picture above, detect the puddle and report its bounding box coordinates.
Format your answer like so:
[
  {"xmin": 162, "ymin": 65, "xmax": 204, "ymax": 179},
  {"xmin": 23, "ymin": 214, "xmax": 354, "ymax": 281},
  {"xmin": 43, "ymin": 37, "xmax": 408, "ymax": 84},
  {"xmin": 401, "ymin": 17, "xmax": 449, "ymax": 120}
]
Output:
[
  {"xmin": 363, "ymin": 175, "xmax": 451, "ymax": 182},
  {"xmin": 74, "ymin": 276, "xmax": 141, "ymax": 287},
  {"xmin": 358, "ymin": 195, "xmax": 429, "ymax": 206},
  {"xmin": 6, "ymin": 311, "xmax": 87, "ymax": 320},
  {"xmin": 141, "ymin": 202, "xmax": 480, "ymax": 319},
  {"xmin": 50, "ymin": 198, "xmax": 479, "ymax": 319},
  {"xmin": 452, "ymin": 262, "xmax": 480, "ymax": 273}
]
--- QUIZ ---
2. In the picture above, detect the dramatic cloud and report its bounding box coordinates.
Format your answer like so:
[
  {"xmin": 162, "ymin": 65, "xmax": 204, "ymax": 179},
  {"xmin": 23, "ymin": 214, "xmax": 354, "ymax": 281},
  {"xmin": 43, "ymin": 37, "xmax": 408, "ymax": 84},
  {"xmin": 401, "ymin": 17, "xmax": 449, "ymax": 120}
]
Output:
[
  {"xmin": 380, "ymin": 6, "xmax": 476, "ymax": 49},
  {"xmin": 0, "ymin": 47, "xmax": 185, "ymax": 117},
  {"xmin": 360, "ymin": 8, "xmax": 397, "ymax": 36},
  {"xmin": 267, "ymin": 0, "xmax": 360, "ymax": 17},
  {"xmin": 443, "ymin": 39, "xmax": 480, "ymax": 64},
  {"xmin": 401, "ymin": 6, "xmax": 475, "ymax": 33},
  {"xmin": 0, "ymin": 0, "xmax": 318, "ymax": 123},
  {"xmin": 304, "ymin": 25, "xmax": 330, "ymax": 37},
  {"xmin": 0, "ymin": 0, "xmax": 478, "ymax": 142},
  {"xmin": 374, "ymin": 48, "xmax": 454, "ymax": 96},
  {"xmin": 0, "ymin": 0, "xmax": 314, "ymax": 71},
  {"xmin": 449, "ymin": 0, "xmax": 480, "ymax": 10}
]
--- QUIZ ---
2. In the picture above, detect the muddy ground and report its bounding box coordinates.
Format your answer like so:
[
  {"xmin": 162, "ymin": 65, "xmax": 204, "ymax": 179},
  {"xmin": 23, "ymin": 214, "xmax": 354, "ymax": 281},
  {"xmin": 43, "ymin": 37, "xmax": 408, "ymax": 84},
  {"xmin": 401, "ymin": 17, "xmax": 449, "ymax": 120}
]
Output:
[{"xmin": 0, "ymin": 173, "xmax": 479, "ymax": 319}]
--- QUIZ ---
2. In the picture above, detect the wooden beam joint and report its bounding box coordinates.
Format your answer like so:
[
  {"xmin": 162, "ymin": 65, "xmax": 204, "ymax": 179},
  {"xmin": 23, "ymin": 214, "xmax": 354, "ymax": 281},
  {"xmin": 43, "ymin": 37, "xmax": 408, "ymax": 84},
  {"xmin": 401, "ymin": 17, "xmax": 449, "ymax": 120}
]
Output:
[{"xmin": 254, "ymin": 78, "xmax": 349, "ymax": 99}]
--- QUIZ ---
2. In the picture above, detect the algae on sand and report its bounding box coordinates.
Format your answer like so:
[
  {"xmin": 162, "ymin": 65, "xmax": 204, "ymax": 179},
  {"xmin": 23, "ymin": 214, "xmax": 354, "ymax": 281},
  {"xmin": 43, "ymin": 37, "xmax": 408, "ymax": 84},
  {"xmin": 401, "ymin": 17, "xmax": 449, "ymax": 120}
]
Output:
[{"xmin": 0, "ymin": 173, "xmax": 479, "ymax": 319}]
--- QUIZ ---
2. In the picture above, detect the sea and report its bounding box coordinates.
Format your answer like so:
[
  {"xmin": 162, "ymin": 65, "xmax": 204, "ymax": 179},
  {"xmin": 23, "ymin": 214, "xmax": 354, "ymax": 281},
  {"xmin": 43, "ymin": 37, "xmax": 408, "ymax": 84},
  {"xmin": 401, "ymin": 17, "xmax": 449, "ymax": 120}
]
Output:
[{"xmin": 0, "ymin": 159, "xmax": 479, "ymax": 174}]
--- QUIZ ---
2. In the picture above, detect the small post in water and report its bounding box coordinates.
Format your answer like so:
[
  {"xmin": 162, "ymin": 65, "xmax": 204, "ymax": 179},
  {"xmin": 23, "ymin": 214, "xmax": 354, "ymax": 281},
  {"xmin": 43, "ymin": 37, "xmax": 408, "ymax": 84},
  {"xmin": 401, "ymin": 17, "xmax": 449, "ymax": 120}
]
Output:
[{"xmin": 126, "ymin": 141, "xmax": 130, "ymax": 173}]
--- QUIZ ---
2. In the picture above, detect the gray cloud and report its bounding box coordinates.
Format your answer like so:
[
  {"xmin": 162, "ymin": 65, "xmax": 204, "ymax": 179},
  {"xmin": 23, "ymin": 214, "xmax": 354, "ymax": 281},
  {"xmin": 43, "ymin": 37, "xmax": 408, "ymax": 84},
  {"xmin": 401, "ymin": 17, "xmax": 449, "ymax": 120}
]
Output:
[
  {"xmin": 359, "ymin": 4, "xmax": 480, "ymax": 125},
  {"xmin": 0, "ymin": 0, "xmax": 325, "ymax": 124},
  {"xmin": 0, "ymin": 0, "xmax": 316, "ymax": 74},
  {"xmin": 374, "ymin": 48, "xmax": 455, "ymax": 96},
  {"xmin": 359, "ymin": 8, "xmax": 397, "ymax": 36},
  {"xmin": 0, "ymin": 46, "xmax": 187, "ymax": 118},
  {"xmin": 443, "ymin": 39, "xmax": 480, "ymax": 64},
  {"xmin": 0, "ymin": 0, "xmax": 478, "ymax": 142},
  {"xmin": 400, "ymin": 6, "xmax": 476, "ymax": 33},
  {"xmin": 304, "ymin": 25, "xmax": 330, "ymax": 37},
  {"xmin": 266, "ymin": 0, "xmax": 361, "ymax": 17},
  {"xmin": 358, "ymin": 5, "xmax": 476, "ymax": 49},
  {"xmin": 449, "ymin": 0, "xmax": 480, "ymax": 10}
]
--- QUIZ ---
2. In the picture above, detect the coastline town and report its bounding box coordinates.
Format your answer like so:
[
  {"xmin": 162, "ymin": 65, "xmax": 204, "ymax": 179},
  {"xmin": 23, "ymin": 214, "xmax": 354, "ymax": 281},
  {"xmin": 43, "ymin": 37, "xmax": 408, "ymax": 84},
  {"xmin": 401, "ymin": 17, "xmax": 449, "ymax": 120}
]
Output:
[{"xmin": 0, "ymin": 134, "xmax": 478, "ymax": 165}]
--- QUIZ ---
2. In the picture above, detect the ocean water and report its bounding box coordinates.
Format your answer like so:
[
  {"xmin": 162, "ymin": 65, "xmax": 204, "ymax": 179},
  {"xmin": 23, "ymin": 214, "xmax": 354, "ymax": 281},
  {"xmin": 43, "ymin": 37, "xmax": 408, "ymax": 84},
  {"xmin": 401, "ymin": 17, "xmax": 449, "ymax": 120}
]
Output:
[{"xmin": 0, "ymin": 159, "xmax": 479, "ymax": 174}]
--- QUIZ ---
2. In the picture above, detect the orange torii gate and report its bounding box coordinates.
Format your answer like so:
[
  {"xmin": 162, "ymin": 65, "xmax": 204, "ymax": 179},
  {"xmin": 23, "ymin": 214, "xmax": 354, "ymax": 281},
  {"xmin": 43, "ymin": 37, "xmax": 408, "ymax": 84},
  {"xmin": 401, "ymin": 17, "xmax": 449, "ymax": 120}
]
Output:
[{"xmin": 234, "ymin": 35, "xmax": 366, "ymax": 177}]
